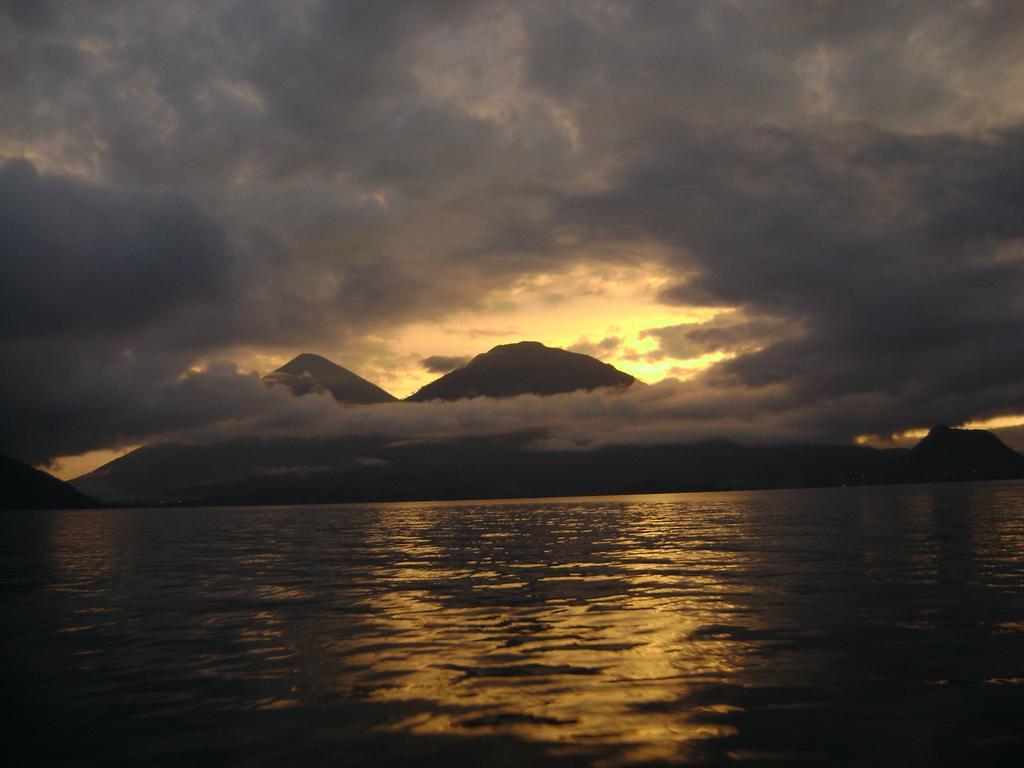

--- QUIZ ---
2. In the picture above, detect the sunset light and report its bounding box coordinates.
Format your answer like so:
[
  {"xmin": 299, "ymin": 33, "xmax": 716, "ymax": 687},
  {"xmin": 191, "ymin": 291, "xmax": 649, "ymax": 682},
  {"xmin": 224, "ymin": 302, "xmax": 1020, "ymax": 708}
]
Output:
[{"xmin": 4, "ymin": 3, "xmax": 1024, "ymax": 766}]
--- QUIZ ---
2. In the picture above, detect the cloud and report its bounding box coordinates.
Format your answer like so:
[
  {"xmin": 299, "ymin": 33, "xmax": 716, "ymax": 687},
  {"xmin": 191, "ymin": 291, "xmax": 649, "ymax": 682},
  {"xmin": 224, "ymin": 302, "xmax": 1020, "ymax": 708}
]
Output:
[
  {"xmin": 3, "ymin": 1, "xmax": 1024, "ymax": 464},
  {"xmin": 0, "ymin": 159, "xmax": 231, "ymax": 340},
  {"xmin": 563, "ymin": 122, "xmax": 1024, "ymax": 437},
  {"xmin": 420, "ymin": 355, "xmax": 471, "ymax": 374},
  {"xmin": 568, "ymin": 336, "xmax": 622, "ymax": 359},
  {"xmin": 78, "ymin": 364, "xmax": 926, "ymax": 458},
  {"xmin": 642, "ymin": 315, "xmax": 793, "ymax": 361}
]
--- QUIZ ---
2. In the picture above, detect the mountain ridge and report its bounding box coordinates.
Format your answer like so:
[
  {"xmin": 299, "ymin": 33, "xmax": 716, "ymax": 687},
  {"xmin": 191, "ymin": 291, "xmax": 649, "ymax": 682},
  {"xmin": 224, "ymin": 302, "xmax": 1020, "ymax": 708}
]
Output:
[{"xmin": 70, "ymin": 426, "xmax": 1024, "ymax": 507}]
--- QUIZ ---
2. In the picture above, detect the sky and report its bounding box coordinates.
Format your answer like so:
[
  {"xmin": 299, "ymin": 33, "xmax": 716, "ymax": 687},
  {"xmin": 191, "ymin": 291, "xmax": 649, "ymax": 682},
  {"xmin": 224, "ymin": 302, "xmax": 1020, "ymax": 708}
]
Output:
[{"xmin": 2, "ymin": 0, "xmax": 1024, "ymax": 478}]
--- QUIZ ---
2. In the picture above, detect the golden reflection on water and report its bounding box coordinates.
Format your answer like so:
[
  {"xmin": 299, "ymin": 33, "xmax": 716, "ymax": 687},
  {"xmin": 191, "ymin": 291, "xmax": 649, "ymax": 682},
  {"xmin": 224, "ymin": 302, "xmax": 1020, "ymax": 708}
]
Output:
[
  {"xmin": 342, "ymin": 500, "xmax": 756, "ymax": 765},
  {"xmin": 20, "ymin": 484, "xmax": 1024, "ymax": 766}
]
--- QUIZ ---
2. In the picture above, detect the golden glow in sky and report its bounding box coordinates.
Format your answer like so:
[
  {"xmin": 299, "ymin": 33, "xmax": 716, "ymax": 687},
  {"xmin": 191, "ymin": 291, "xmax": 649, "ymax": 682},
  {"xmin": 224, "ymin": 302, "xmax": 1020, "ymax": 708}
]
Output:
[
  {"xmin": 45, "ymin": 255, "xmax": 1024, "ymax": 482},
  {"xmin": 47, "ymin": 445, "xmax": 141, "ymax": 482},
  {"xmin": 856, "ymin": 413, "xmax": 1024, "ymax": 449},
  {"xmin": 336, "ymin": 262, "xmax": 731, "ymax": 398},
  {"xmin": 47, "ymin": 262, "xmax": 736, "ymax": 479}
]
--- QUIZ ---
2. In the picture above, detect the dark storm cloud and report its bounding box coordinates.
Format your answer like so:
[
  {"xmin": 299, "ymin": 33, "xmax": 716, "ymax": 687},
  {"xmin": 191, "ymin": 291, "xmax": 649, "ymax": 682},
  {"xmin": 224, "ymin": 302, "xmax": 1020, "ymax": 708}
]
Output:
[
  {"xmin": 2, "ymin": 0, "xmax": 1024, "ymax": 463},
  {"xmin": 0, "ymin": 159, "xmax": 230, "ymax": 338},
  {"xmin": 641, "ymin": 317, "xmax": 790, "ymax": 361},
  {"xmin": 522, "ymin": 0, "xmax": 1024, "ymax": 135},
  {"xmin": 0, "ymin": 158, "xmax": 334, "ymax": 463},
  {"xmin": 421, "ymin": 355, "xmax": 471, "ymax": 374},
  {"xmin": 1, "ymin": 1, "xmax": 490, "ymax": 188},
  {"xmin": 0, "ymin": 1, "xmax": 521, "ymax": 462},
  {"xmin": 574, "ymin": 123, "xmax": 1024, "ymax": 438},
  {"xmin": 0, "ymin": 0, "xmax": 55, "ymax": 28},
  {"xmin": 529, "ymin": 0, "xmax": 1024, "ymax": 440},
  {"xmin": 4, "ymin": 357, "xmax": 314, "ymax": 466}
]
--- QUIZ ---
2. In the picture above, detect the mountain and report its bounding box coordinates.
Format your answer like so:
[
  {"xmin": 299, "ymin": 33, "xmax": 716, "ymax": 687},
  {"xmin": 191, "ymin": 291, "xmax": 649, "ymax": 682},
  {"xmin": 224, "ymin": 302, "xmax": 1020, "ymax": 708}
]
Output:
[
  {"xmin": 902, "ymin": 424, "xmax": 1024, "ymax": 481},
  {"xmin": 407, "ymin": 341, "xmax": 635, "ymax": 401},
  {"xmin": 71, "ymin": 433, "xmax": 898, "ymax": 506},
  {"xmin": 73, "ymin": 425, "xmax": 1024, "ymax": 508},
  {"xmin": 264, "ymin": 353, "xmax": 397, "ymax": 404},
  {"xmin": 1, "ymin": 454, "xmax": 101, "ymax": 510}
]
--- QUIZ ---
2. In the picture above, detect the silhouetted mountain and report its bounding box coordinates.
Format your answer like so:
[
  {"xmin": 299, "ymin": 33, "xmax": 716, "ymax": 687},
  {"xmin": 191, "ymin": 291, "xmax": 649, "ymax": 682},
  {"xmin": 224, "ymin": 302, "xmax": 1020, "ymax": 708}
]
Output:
[
  {"xmin": 71, "ymin": 433, "xmax": 891, "ymax": 505},
  {"xmin": 73, "ymin": 423, "xmax": 1024, "ymax": 507},
  {"xmin": 264, "ymin": 353, "xmax": 397, "ymax": 404},
  {"xmin": 1, "ymin": 454, "xmax": 100, "ymax": 510},
  {"xmin": 407, "ymin": 341, "xmax": 634, "ymax": 401},
  {"xmin": 901, "ymin": 425, "xmax": 1024, "ymax": 481}
]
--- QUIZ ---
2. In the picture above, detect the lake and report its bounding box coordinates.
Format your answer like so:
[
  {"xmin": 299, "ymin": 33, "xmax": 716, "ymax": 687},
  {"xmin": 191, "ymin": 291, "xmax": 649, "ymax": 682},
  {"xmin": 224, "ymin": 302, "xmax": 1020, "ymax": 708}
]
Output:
[{"xmin": 2, "ymin": 481, "xmax": 1023, "ymax": 766}]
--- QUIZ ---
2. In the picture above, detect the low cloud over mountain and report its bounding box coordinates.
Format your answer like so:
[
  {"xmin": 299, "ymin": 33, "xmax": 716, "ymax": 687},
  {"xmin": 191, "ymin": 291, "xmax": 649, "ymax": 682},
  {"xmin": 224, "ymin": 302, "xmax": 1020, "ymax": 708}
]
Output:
[{"xmin": 420, "ymin": 355, "xmax": 472, "ymax": 374}]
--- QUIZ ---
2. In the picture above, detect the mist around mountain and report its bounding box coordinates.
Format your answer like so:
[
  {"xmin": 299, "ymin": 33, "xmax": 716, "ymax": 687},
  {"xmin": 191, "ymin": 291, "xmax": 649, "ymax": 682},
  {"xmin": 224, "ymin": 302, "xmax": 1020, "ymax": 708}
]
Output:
[
  {"xmin": 263, "ymin": 353, "xmax": 397, "ymax": 404},
  {"xmin": 406, "ymin": 341, "xmax": 635, "ymax": 401},
  {"xmin": 19, "ymin": 341, "xmax": 1024, "ymax": 509},
  {"xmin": 71, "ymin": 426, "xmax": 1024, "ymax": 508},
  {"xmin": 1, "ymin": 454, "xmax": 100, "ymax": 510}
]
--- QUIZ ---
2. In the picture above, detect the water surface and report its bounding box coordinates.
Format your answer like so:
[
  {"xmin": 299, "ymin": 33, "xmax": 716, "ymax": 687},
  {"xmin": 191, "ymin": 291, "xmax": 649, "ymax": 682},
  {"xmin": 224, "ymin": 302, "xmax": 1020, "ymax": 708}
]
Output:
[{"xmin": 3, "ymin": 481, "xmax": 1023, "ymax": 766}]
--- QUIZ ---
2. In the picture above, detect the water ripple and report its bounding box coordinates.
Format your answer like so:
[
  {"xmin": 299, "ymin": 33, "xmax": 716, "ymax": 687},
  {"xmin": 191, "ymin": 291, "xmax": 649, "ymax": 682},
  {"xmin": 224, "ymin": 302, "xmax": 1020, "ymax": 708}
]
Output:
[{"xmin": 2, "ymin": 482, "xmax": 1024, "ymax": 765}]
